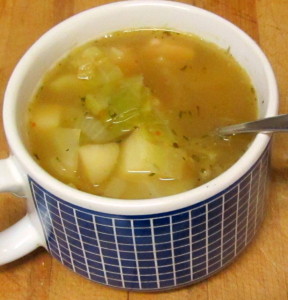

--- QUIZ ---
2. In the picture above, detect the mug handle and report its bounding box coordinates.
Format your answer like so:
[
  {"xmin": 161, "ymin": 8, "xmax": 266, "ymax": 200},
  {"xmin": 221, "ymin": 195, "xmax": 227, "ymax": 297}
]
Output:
[{"xmin": 0, "ymin": 157, "xmax": 42, "ymax": 265}]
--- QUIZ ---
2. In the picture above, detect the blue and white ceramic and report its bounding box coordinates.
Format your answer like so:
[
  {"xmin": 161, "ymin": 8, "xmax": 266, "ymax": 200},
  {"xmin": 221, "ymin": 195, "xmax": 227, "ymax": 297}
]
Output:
[{"xmin": 0, "ymin": 1, "xmax": 278, "ymax": 292}]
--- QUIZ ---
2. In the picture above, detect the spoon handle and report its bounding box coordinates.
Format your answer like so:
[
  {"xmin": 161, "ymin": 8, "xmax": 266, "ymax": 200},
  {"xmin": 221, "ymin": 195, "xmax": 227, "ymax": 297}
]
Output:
[{"xmin": 217, "ymin": 114, "xmax": 288, "ymax": 135}]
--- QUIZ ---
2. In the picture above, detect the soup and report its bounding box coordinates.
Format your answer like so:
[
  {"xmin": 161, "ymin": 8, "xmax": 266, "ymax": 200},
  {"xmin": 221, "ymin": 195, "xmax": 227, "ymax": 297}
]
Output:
[{"xmin": 27, "ymin": 29, "xmax": 257, "ymax": 199}]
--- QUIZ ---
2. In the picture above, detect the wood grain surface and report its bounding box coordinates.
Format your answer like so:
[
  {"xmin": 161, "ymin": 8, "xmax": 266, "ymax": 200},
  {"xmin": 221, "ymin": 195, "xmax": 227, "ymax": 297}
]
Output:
[{"xmin": 0, "ymin": 1, "xmax": 288, "ymax": 299}]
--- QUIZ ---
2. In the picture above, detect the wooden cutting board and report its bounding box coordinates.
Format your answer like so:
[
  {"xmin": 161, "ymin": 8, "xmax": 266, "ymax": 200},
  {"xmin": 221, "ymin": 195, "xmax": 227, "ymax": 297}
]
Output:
[{"xmin": 1, "ymin": 1, "xmax": 288, "ymax": 299}]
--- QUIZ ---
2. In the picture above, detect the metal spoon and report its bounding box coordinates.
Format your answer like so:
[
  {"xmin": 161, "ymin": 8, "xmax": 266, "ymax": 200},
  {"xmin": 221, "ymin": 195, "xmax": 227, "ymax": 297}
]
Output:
[{"xmin": 216, "ymin": 114, "xmax": 288, "ymax": 136}]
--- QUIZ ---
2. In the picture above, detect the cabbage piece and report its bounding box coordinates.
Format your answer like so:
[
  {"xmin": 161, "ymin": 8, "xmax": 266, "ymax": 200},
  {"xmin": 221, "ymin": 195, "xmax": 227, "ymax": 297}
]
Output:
[
  {"xmin": 74, "ymin": 46, "xmax": 158, "ymax": 140},
  {"xmin": 74, "ymin": 115, "xmax": 128, "ymax": 143},
  {"xmin": 108, "ymin": 75, "xmax": 149, "ymax": 117},
  {"xmin": 85, "ymin": 92, "xmax": 109, "ymax": 116},
  {"xmin": 71, "ymin": 45, "xmax": 123, "ymax": 84},
  {"xmin": 75, "ymin": 116, "xmax": 109, "ymax": 142},
  {"xmin": 84, "ymin": 75, "xmax": 154, "ymax": 140}
]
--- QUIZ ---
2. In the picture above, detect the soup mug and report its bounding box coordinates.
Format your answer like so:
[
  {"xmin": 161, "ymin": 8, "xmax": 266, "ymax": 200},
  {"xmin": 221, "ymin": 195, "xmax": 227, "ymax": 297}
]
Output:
[{"xmin": 0, "ymin": 0, "xmax": 278, "ymax": 291}]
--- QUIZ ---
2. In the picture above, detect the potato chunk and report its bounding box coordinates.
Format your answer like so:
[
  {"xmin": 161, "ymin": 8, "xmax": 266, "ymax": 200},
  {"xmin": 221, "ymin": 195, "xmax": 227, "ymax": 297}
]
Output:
[
  {"xmin": 79, "ymin": 143, "xmax": 120, "ymax": 185},
  {"xmin": 49, "ymin": 128, "xmax": 81, "ymax": 172},
  {"xmin": 143, "ymin": 38, "xmax": 195, "ymax": 68},
  {"xmin": 40, "ymin": 128, "xmax": 81, "ymax": 182},
  {"xmin": 30, "ymin": 103, "xmax": 62, "ymax": 130},
  {"xmin": 118, "ymin": 128, "xmax": 189, "ymax": 180}
]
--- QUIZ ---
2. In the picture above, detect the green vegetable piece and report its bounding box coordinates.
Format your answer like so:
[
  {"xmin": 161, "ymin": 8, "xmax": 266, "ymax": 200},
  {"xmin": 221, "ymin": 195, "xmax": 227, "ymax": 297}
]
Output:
[
  {"xmin": 107, "ymin": 76, "xmax": 149, "ymax": 126},
  {"xmin": 85, "ymin": 92, "xmax": 109, "ymax": 116}
]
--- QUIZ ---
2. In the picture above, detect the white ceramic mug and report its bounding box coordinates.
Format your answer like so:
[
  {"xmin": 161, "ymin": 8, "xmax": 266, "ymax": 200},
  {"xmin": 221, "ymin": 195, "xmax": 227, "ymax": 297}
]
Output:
[{"xmin": 0, "ymin": 0, "xmax": 278, "ymax": 291}]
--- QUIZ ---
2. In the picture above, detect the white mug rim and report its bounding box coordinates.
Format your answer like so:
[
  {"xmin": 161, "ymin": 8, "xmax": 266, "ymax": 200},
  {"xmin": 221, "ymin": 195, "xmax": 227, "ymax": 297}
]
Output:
[{"xmin": 3, "ymin": 0, "xmax": 278, "ymax": 215}]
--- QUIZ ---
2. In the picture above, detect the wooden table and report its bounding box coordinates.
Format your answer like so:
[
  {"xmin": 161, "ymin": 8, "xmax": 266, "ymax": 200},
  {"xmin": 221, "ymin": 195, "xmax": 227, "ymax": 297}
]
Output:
[{"xmin": 0, "ymin": 0, "xmax": 288, "ymax": 299}]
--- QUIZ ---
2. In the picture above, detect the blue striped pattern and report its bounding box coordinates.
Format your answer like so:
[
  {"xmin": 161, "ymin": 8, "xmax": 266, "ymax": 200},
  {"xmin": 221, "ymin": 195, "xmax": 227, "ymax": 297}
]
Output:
[{"xmin": 29, "ymin": 146, "xmax": 269, "ymax": 291}]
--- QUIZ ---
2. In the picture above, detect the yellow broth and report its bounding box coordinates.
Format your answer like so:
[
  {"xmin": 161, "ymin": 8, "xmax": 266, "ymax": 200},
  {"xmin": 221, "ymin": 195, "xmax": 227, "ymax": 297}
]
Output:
[{"xmin": 27, "ymin": 30, "xmax": 257, "ymax": 199}]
